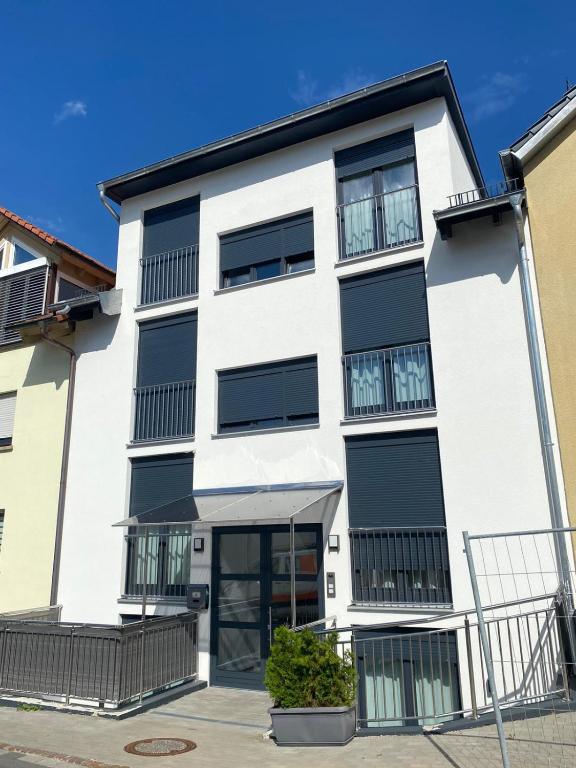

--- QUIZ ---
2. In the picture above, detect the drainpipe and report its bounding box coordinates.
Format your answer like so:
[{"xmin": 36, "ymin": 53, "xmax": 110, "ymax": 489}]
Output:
[
  {"xmin": 40, "ymin": 329, "xmax": 77, "ymax": 606},
  {"xmin": 98, "ymin": 187, "xmax": 120, "ymax": 223},
  {"xmin": 509, "ymin": 194, "xmax": 572, "ymax": 587}
]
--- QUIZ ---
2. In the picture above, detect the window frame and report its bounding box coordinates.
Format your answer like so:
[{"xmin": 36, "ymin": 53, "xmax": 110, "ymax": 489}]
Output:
[
  {"xmin": 0, "ymin": 391, "xmax": 17, "ymax": 447},
  {"xmin": 11, "ymin": 238, "xmax": 44, "ymax": 268},
  {"xmin": 217, "ymin": 356, "xmax": 319, "ymax": 435},
  {"xmin": 55, "ymin": 273, "xmax": 93, "ymax": 302}
]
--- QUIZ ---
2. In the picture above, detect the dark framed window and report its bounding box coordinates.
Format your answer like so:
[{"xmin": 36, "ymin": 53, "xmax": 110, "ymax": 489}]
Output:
[
  {"xmin": 335, "ymin": 130, "xmax": 421, "ymax": 259},
  {"xmin": 0, "ymin": 392, "xmax": 16, "ymax": 447},
  {"xmin": 218, "ymin": 356, "xmax": 319, "ymax": 434},
  {"xmin": 220, "ymin": 211, "xmax": 314, "ymax": 288}
]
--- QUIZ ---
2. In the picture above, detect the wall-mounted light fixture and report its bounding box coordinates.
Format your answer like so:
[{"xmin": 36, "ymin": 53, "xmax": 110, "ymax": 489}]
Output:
[
  {"xmin": 328, "ymin": 534, "xmax": 340, "ymax": 552},
  {"xmin": 193, "ymin": 538, "xmax": 204, "ymax": 553}
]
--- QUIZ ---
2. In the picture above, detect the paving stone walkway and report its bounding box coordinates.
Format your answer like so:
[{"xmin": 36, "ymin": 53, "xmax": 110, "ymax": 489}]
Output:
[{"xmin": 0, "ymin": 687, "xmax": 574, "ymax": 768}]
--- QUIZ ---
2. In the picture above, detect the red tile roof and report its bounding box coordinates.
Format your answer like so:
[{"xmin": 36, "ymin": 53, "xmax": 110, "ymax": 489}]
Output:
[{"xmin": 0, "ymin": 206, "xmax": 115, "ymax": 280}]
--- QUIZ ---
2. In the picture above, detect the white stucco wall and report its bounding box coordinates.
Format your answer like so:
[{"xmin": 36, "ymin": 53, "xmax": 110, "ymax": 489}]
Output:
[{"xmin": 58, "ymin": 96, "xmax": 552, "ymax": 689}]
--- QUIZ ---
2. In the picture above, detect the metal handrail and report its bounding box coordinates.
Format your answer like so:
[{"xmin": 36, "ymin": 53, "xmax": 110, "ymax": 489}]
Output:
[
  {"xmin": 447, "ymin": 178, "xmax": 521, "ymax": 208},
  {"xmin": 139, "ymin": 244, "xmax": 198, "ymax": 305},
  {"xmin": 343, "ymin": 342, "xmax": 434, "ymax": 419},
  {"xmin": 336, "ymin": 184, "xmax": 421, "ymax": 260}
]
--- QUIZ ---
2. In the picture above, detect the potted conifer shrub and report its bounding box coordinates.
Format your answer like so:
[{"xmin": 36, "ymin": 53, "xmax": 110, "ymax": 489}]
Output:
[{"xmin": 265, "ymin": 625, "xmax": 356, "ymax": 746}]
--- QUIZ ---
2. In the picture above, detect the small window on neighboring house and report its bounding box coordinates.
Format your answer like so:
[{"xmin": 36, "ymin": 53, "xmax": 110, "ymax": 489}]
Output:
[
  {"xmin": 57, "ymin": 277, "xmax": 88, "ymax": 301},
  {"xmin": 0, "ymin": 511, "xmax": 4, "ymax": 551},
  {"xmin": 0, "ymin": 392, "xmax": 16, "ymax": 447},
  {"xmin": 13, "ymin": 244, "xmax": 37, "ymax": 266}
]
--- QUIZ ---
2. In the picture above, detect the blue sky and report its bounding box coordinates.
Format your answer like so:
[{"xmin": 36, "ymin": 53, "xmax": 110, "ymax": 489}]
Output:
[{"xmin": 2, "ymin": 0, "xmax": 574, "ymax": 268}]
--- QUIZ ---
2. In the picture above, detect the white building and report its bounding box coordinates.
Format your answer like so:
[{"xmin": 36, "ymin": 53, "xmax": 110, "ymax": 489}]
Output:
[{"xmin": 57, "ymin": 62, "xmax": 563, "ymax": 716}]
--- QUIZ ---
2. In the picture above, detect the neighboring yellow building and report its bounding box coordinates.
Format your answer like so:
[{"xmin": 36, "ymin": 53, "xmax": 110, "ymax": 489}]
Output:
[
  {"xmin": 501, "ymin": 87, "xmax": 576, "ymax": 529},
  {"xmin": 0, "ymin": 208, "xmax": 115, "ymax": 612}
]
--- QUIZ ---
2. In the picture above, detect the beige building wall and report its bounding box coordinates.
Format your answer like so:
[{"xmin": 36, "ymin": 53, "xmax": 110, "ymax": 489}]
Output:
[
  {"xmin": 0, "ymin": 342, "xmax": 68, "ymax": 611},
  {"xmin": 524, "ymin": 116, "xmax": 576, "ymax": 526}
]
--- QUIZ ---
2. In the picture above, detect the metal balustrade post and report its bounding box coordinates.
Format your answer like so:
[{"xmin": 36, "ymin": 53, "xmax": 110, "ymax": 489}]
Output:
[
  {"xmin": 65, "ymin": 630, "xmax": 75, "ymax": 706},
  {"xmin": 139, "ymin": 622, "xmax": 146, "ymax": 704},
  {"xmin": 464, "ymin": 615, "xmax": 479, "ymax": 719}
]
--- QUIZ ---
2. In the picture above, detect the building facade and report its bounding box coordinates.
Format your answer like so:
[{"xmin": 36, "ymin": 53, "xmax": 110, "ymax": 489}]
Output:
[
  {"xmin": 0, "ymin": 209, "xmax": 115, "ymax": 612},
  {"xmin": 57, "ymin": 62, "xmax": 559, "ymax": 715},
  {"xmin": 501, "ymin": 87, "xmax": 576, "ymax": 531}
]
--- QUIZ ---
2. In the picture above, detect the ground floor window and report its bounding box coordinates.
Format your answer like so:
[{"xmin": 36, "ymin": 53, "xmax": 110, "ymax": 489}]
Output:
[{"xmin": 124, "ymin": 525, "xmax": 191, "ymax": 599}]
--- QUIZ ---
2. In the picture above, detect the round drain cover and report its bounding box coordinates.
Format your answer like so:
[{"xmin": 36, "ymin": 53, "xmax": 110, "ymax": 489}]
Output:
[{"xmin": 124, "ymin": 738, "xmax": 197, "ymax": 757}]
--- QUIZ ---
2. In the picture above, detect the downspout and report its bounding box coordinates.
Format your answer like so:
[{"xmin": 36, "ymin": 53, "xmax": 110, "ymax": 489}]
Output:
[
  {"xmin": 509, "ymin": 194, "xmax": 572, "ymax": 587},
  {"xmin": 40, "ymin": 330, "xmax": 77, "ymax": 606},
  {"xmin": 98, "ymin": 187, "xmax": 120, "ymax": 223}
]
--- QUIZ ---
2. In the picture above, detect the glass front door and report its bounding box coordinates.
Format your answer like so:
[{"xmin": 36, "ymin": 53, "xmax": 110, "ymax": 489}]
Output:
[{"xmin": 210, "ymin": 525, "xmax": 323, "ymax": 689}]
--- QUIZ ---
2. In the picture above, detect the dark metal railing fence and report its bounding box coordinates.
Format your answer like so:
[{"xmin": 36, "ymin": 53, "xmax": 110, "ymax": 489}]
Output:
[
  {"xmin": 349, "ymin": 527, "xmax": 452, "ymax": 606},
  {"xmin": 124, "ymin": 528, "xmax": 191, "ymax": 600},
  {"xmin": 337, "ymin": 185, "xmax": 421, "ymax": 260},
  {"xmin": 133, "ymin": 380, "xmax": 195, "ymax": 442},
  {"xmin": 0, "ymin": 612, "xmax": 198, "ymax": 708},
  {"xmin": 343, "ymin": 342, "xmax": 434, "ymax": 418},
  {"xmin": 139, "ymin": 245, "xmax": 198, "ymax": 305},
  {"xmin": 447, "ymin": 178, "xmax": 521, "ymax": 208}
]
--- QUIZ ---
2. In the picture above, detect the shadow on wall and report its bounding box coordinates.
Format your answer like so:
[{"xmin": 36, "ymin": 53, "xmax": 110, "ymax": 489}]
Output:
[
  {"xmin": 23, "ymin": 314, "xmax": 120, "ymax": 389},
  {"xmin": 426, "ymin": 211, "xmax": 518, "ymax": 290}
]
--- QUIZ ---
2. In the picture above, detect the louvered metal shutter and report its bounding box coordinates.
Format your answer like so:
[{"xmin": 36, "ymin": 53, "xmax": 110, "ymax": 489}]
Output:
[
  {"xmin": 345, "ymin": 430, "xmax": 446, "ymax": 528},
  {"xmin": 143, "ymin": 196, "xmax": 200, "ymax": 258},
  {"xmin": 129, "ymin": 454, "xmax": 194, "ymax": 517},
  {"xmin": 335, "ymin": 129, "xmax": 415, "ymax": 179},
  {"xmin": 0, "ymin": 266, "xmax": 48, "ymax": 345},
  {"xmin": 220, "ymin": 212, "xmax": 314, "ymax": 271},
  {"xmin": 137, "ymin": 312, "xmax": 197, "ymax": 386},
  {"xmin": 339, "ymin": 262, "xmax": 430, "ymax": 354}
]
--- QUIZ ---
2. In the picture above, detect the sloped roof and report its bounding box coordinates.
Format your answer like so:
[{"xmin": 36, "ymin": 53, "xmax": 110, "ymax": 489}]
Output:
[
  {"xmin": 509, "ymin": 85, "xmax": 576, "ymax": 153},
  {"xmin": 0, "ymin": 206, "xmax": 115, "ymax": 280}
]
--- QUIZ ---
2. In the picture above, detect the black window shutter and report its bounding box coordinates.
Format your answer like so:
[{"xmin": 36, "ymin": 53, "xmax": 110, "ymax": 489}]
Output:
[
  {"xmin": 339, "ymin": 262, "xmax": 429, "ymax": 354},
  {"xmin": 143, "ymin": 196, "xmax": 200, "ymax": 258},
  {"xmin": 137, "ymin": 312, "xmax": 197, "ymax": 386},
  {"xmin": 218, "ymin": 356, "xmax": 318, "ymax": 430},
  {"xmin": 220, "ymin": 212, "xmax": 314, "ymax": 272},
  {"xmin": 335, "ymin": 129, "xmax": 415, "ymax": 179},
  {"xmin": 345, "ymin": 429, "xmax": 446, "ymax": 528},
  {"xmin": 129, "ymin": 453, "xmax": 193, "ymax": 516}
]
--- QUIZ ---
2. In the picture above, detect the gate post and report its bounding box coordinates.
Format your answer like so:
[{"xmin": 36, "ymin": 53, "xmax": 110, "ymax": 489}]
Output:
[{"xmin": 463, "ymin": 531, "xmax": 511, "ymax": 768}]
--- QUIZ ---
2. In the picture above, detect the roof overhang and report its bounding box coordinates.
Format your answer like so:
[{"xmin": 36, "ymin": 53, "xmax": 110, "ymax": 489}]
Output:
[
  {"xmin": 113, "ymin": 481, "xmax": 343, "ymax": 528},
  {"xmin": 99, "ymin": 61, "xmax": 483, "ymax": 204},
  {"xmin": 433, "ymin": 190, "xmax": 525, "ymax": 240}
]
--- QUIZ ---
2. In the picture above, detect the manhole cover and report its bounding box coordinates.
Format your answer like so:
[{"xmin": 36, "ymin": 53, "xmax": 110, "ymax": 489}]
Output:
[{"xmin": 124, "ymin": 739, "xmax": 197, "ymax": 757}]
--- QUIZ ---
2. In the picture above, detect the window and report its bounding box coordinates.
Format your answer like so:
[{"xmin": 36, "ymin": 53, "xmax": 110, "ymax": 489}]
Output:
[
  {"xmin": 134, "ymin": 313, "xmax": 197, "ymax": 441},
  {"xmin": 220, "ymin": 211, "xmax": 314, "ymax": 288},
  {"xmin": 125, "ymin": 453, "xmax": 193, "ymax": 599},
  {"xmin": 0, "ymin": 266, "xmax": 49, "ymax": 345},
  {"xmin": 335, "ymin": 130, "xmax": 421, "ymax": 258},
  {"xmin": 13, "ymin": 244, "xmax": 38, "ymax": 266},
  {"xmin": 57, "ymin": 277, "xmax": 89, "ymax": 301},
  {"xmin": 0, "ymin": 511, "xmax": 4, "ymax": 552},
  {"xmin": 0, "ymin": 392, "xmax": 16, "ymax": 447},
  {"xmin": 218, "ymin": 356, "xmax": 319, "ymax": 434}
]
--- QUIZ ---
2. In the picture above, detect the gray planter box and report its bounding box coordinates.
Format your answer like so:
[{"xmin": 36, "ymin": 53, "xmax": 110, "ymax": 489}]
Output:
[{"xmin": 269, "ymin": 705, "xmax": 356, "ymax": 746}]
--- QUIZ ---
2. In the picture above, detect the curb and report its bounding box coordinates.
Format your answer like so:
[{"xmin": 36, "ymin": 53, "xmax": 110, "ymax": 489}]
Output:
[{"xmin": 0, "ymin": 742, "xmax": 129, "ymax": 768}]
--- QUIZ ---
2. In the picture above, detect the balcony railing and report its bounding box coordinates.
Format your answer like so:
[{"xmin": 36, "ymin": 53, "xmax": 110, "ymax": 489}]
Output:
[
  {"xmin": 0, "ymin": 265, "xmax": 49, "ymax": 345},
  {"xmin": 139, "ymin": 244, "xmax": 198, "ymax": 306},
  {"xmin": 124, "ymin": 527, "xmax": 191, "ymax": 600},
  {"xmin": 133, "ymin": 380, "xmax": 195, "ymax": 442},
  {"xmin": 447, "ymin": 178, "xmax": 521, "ymax": 209},
  {"xmin": 349, "ymin": 527, "xmax": 452, "ymax": 606},
  {"xmin": 343, "ymin": 342, "xmax": 434, "ymax": 419},
  {"xmin": 337, "ymin": 185, "xmax": 421, "ymax": 260}
]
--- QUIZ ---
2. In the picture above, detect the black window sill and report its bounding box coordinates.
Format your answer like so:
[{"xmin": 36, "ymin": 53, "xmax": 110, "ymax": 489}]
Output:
[
  {"xmin": 335, "ymin": 241, "xmax": 424, "ymax": 268},
  {"xmin": 212, "ymin": 422, "xmax": 320, "ymax": 439},
  {"xmin": 127, "ymin": 435, "xmax": 195, "ymax": 449},
  {"xmin": 135, "ymin": 293, "xmax": 199, "ymax": 312},
  {"xmin": 214, "ymin": 267, "xmax": 315, "ymax": 295},
  {"xmin": 340, "ymin": 409, "xmax": 437, "ymax": 426}
]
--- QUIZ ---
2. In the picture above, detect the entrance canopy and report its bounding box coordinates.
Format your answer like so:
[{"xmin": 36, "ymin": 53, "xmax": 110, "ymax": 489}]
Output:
[{"xmin": 113, "ymin": 481, "xmax": 343, "ymax": 529}]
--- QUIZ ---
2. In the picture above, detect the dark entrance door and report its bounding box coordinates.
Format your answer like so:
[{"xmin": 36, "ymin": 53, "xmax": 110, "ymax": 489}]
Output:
[{"xmin": 210, "ymin": 525, "xmax": 323, "ymax": 689}]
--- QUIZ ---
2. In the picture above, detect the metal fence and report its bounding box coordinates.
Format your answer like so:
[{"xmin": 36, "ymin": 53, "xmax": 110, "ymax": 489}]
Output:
[
  {"xmin": 0, "ymin": 265, "xmax": 49, "ymax": 345},
  {"xmin": 447, "ymin": 178, "xmax": 521, "ymax": 208},
  {"xmin": 343, "ymin": 342, "xmax": 434, "ymax": 418},
  {"xmin": 349, "ymin": 527, "xmax": 451, "ymax": 606},
  {"xmin": 0, "ymin": 612, "xmax": 198, "ymax": 708},
  {"xmin": 124, "ymin": 527, "xmax": 191, "ymax": 600},
  {"xmin": 133, "ymin": 380, "xmax": 195, "ymax": 442},
  {"xmin": 463, "ymin": 527, "xmax": 576, "ymax": 768},
  {"xmin": 337, "ymin": 185, "xmax": 421, "ymax": 260},
  {"xmin": 139, "ymin": 245, "xmax": 198, "ymax": 305}
]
